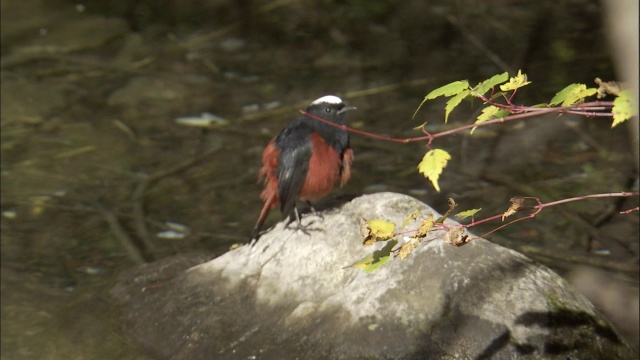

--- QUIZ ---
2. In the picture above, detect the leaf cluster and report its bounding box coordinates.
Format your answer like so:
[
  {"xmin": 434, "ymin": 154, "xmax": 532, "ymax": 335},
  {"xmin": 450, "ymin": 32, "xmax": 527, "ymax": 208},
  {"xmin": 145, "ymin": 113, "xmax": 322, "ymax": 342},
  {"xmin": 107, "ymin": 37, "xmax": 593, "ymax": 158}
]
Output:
[
  {"xmin": 352, "ymin": 199, "xmax": 477, "ymax": 272},
  {"xmin": 414, "ymin": 71, "xmax": 637, "ymax": 192}
]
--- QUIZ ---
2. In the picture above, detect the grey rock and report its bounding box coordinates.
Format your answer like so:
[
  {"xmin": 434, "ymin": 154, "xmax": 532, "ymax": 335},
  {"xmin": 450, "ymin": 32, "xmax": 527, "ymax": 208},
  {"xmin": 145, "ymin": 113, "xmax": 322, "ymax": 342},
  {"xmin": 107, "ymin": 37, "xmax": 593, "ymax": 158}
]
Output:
[{"xmin": 111, "ymin": 192, "xmax": 635, "ymax": 359}]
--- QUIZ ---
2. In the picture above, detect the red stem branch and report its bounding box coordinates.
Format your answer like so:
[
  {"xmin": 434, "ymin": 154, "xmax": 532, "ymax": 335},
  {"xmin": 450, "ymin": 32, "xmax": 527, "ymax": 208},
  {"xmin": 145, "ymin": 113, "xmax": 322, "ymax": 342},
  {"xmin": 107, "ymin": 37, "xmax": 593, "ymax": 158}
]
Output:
[
  {"xmin": 300, "ymin": 100, "xmax": 615, "ymax": 145},
  {"xmin": 465, "ymin": 192, "xmax": 639, "ymax": 238}
]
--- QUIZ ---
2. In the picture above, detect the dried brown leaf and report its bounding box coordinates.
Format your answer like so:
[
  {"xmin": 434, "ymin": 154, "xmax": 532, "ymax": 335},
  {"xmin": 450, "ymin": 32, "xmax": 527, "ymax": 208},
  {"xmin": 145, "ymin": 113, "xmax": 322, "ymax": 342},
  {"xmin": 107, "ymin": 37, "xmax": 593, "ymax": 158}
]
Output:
[
  {"xmin": 398, "ymin": 238, "xmax": 420, "ymax": 260},
  {"xmin": 443, "ymin": 227, "xmax": 470, "ymax": 247},
  {"xmin": 415, "ymin": 214, "xmax": 434, "ymax": 238},
  {"xmin": 594, "ymin": 77, "xmax": 623, "ymax": 98},
  {"xmin": 502, "ymin": 196, "xmax": 525, "ymax": 221}
]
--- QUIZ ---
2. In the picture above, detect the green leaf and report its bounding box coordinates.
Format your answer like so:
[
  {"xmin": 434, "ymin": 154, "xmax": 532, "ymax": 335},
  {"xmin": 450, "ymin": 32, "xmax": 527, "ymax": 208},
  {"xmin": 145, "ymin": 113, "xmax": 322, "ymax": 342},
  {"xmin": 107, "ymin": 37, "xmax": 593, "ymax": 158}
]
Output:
[
  {"xmin": 425, "ymin": 80, "xmax": 470, "ymax": 100},
  {"xmin": 435, "ymin": 198, "xmax": 457, "ymax": 223},
  {"xmin": 563, "ymin": 87, "xmax": 597, "ymax": 106},
  {"xmin": 473, "ymin": 72, "xmax": 509, "ymax": 96},
  {"xmin": 456, "ymin": 208, "xmax": 481, "ymax": 219},
  {"xmin": 352, "ymin": 239, "xmax": 398, "ymax": 273},
  {"xmin": 499, "ymin": 70, "xmax": 531, "ymax": 91},
  {"xmin": 549, "ymin": 84, "xmax": 597, "ymax": 106},
  {"xmin": 612, "ymin": 89, "xmax": 637, "ymax": 127},
  {"xmin": 550, "ymin": 84, "xmax": 580, "ymax": 106},
  {"xmin": 470, "ymin": 106, "xmax": 509, "ymax": 134},
  {"xmin": 417, "ymin": 149, "xmax": 451, "ymax": 192},
  {"xmin": 413, "ymin": 121, "xmax": 428, "ymax": 130},
  {"xmin": 445, "ymin": 89, "xmax": 471, "ymax": 122},
  {"xmin": 412, "ymin": 80, "xmax": 469, "ymax": 120}
]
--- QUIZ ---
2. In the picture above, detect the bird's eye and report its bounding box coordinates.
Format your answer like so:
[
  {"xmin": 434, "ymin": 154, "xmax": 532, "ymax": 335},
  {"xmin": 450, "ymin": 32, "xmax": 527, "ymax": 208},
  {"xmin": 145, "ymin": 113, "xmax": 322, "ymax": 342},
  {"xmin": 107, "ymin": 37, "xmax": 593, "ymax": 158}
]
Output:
[{"xmin": 325, "ymin": 108, "xmax": 332, "ymax": 113}]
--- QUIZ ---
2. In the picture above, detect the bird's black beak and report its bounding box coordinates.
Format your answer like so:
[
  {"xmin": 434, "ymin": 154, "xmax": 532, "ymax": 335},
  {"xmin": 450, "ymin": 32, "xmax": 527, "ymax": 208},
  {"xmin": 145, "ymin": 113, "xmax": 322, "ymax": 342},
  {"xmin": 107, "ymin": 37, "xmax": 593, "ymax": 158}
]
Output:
[{"xmin": 338, "ymin": 105, "xmax": 357, "ymax": 114}]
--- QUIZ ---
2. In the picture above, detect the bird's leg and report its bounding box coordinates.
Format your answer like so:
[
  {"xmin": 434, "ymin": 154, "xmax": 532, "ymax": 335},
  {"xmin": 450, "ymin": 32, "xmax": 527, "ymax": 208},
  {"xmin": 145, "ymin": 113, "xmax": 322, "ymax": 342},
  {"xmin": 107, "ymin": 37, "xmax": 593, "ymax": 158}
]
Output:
[
  {"xmin": 286, "ymin": 206, "xmax": 319, "ymax": 235},
  {"xmin": 305, "ymin": 201, "xmax": 324, "ymax": 220}
]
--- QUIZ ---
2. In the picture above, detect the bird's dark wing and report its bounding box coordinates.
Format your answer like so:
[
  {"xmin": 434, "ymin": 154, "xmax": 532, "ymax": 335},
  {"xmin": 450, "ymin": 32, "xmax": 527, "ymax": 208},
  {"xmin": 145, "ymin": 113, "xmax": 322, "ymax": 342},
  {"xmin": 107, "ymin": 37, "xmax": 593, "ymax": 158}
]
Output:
[{"xmin": 275, "ymin": 122, "xmax": 313, "ymax": 218}]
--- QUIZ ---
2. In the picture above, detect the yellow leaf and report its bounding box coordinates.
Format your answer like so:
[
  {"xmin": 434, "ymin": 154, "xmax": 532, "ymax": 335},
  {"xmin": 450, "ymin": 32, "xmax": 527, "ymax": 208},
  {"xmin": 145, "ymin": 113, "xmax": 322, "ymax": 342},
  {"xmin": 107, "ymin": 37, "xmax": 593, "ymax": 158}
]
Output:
[
  {"xmin": 417, "ymin": 149, "xmax": 451, "ymax": 192},
  {"xmin": 368, "ymin": 219, "xmax": 395, "ymax": 237},
  {"xmin": 499, "ymin": 70, "xmax": 531, "ymax": 91},
  {"xmin": 612, "ymin": 89, "xmax": 637, "ymax": 127},
  {"xmin": 361, "ymin": 218, "xmax": 396, "ymax": 245}
]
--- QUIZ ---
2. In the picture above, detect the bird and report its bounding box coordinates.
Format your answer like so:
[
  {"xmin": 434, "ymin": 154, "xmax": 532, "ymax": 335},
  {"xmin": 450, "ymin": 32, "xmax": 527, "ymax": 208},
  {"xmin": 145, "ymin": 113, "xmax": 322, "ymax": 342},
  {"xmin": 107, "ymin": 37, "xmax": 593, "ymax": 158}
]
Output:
[{"xmin": 250, "ymin": 95, "xmax": 356, "ymax": 241}]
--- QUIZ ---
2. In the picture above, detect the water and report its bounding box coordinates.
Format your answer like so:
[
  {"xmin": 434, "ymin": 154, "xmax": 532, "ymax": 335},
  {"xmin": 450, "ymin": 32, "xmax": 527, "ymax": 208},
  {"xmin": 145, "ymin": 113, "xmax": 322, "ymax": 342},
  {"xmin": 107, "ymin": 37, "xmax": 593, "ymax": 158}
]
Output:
[{"xmin": 1, "ymin": 0, "xmax": 637, "ymax": 358}]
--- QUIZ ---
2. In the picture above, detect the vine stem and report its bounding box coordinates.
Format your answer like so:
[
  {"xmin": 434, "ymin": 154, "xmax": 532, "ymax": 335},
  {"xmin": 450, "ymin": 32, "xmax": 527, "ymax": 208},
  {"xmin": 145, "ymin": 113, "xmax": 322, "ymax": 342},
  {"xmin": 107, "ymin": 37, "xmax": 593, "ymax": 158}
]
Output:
[
  {"xmin": 466, "ymin": 192, "xmax": 640, "ymax": 238},
  {"xmin": 300, "ymin": 100, "xmax": 615, "ymax": 147}
]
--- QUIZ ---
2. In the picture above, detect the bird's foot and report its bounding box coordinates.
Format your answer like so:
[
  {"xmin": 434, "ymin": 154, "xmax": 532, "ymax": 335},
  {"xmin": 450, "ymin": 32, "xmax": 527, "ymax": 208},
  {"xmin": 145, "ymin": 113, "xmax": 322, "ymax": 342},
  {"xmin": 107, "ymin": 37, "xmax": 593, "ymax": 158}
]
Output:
[{"xmin": 287, "ymin": 207, "xmax": 321, "ymax": 235}]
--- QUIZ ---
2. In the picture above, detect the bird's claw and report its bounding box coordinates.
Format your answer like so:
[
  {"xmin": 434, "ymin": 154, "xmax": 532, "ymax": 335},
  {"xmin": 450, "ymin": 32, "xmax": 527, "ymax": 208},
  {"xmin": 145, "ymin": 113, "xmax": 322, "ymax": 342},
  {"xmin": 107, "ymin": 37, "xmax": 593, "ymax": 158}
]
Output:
[{"xmin": 287, "ymin": 207, "xmax": 322, "ymax": 235}]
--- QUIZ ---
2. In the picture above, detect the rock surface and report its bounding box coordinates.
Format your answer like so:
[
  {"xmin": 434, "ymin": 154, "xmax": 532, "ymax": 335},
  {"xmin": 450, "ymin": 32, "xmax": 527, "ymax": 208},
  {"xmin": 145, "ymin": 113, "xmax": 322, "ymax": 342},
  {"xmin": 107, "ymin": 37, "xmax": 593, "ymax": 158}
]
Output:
[{"xmin": 111, "ymin": 192, "xmax": 634, "ymax": 359}]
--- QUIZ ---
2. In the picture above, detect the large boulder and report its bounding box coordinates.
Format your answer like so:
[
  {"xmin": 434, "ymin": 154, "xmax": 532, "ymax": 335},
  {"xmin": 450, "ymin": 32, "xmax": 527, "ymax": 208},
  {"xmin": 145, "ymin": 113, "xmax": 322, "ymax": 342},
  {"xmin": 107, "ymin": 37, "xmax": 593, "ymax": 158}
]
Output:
[{"xmin": 111, "ymin": 192, "xmax": 635, "ymax": 359}]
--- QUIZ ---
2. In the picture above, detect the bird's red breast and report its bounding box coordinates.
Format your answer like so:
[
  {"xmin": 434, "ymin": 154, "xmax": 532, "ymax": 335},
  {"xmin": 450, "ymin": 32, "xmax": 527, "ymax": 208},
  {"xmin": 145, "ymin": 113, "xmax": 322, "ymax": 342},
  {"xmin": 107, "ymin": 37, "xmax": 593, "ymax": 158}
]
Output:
[
  {"xmin": 300, "ymin": 132, "xmax": 352, "ymax": 200},
  {"xmin": 257, "ymin": 132, "xmax": 352, "ymax": 209}
]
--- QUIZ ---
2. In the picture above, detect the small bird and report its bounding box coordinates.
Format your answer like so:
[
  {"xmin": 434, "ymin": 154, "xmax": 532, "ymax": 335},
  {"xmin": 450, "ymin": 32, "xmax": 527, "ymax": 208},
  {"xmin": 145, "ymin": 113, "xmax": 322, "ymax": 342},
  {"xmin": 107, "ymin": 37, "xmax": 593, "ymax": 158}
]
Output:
[{"xmin": 251, "ymin": 95, "xmax": 356, "ymax": 241}]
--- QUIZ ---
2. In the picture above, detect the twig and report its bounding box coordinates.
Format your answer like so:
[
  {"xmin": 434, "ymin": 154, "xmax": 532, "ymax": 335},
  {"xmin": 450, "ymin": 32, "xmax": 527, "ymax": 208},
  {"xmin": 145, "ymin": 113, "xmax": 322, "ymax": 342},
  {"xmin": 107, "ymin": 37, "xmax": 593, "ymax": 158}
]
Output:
[
  {"xmin": 130, "ymin": 145, "xmax": 223, "ymax": 256},
  {"xmin": 94, "ymin": 202, "xmax": 146, "ymax": 265},
  {"xmin": 475, "ymin": 172, "xmax": 639, "ymax": 257},
  {"xmin": 301, "ymin": 101, "xmax": 616, "ymax": 147},
  {"xmin": 131, "ymin": 176, "xmax": 157, "ymax": 254}
]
